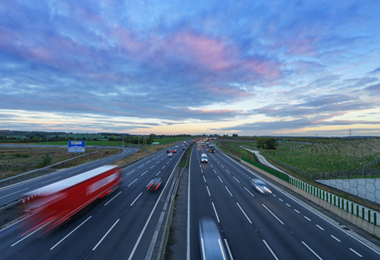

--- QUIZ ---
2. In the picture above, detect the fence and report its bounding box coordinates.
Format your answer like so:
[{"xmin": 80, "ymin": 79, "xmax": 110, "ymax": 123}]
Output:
[
  {"xmin": 241, "ymin": 156, "xmax": 380, "ymax": 227},
  {"xmin": 241, "ymin": 157, "xmax": 289, "ymax": 182}
]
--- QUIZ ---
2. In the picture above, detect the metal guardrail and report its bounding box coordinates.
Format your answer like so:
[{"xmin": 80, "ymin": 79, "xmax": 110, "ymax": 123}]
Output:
[{"xmin": 0, "ymin": 151, "xmax": 99, "ymax": 184}]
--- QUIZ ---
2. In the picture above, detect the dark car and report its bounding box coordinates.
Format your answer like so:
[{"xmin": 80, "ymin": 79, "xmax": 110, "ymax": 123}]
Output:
[
  {"xmin": 166, "ymin": 149, "xmax": 170, "ymax": 153},
  {"xmin": 172, "ymin": 149, "xmax": 177, "ymax": 153},
  {"xmin": 147, "ymin": 177, "xmax": 162, "ymax": 191},
  {"xmin": 199, "ymin": 217, "xmax": 227, "ymax": 260},
  {"xmin": 251, "ymin": 178, "xmax": 272, "ymax": 194}
]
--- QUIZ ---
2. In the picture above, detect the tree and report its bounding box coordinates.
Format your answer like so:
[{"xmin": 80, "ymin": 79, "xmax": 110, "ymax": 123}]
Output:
[
  {"xmin": 33, "ymin": 136, "xmax": 39, "ymax": 142},
  {"xmin": 232, "ymin": 134, "xmax": 239, "ymax": 137},
  {"xmin": 146, "ymin": 133, "xmax": 155, "ymax": 144},
  {"xmin": 257, "ymin": 138, "xmax": 267, "ymax": 149},
  {"xmin": 265, "ymin": 138, "xmax": 279, "ymax": 149}
]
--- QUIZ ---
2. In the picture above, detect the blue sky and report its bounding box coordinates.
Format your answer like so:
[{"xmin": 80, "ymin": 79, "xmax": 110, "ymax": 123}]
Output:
[{"xmin": 1, "ymin": 0, "xmax": 380, "ymax": 136}]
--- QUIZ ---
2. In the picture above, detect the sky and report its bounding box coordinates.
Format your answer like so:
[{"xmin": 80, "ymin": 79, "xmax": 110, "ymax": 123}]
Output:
[{"xmin": 1, "ymin": 0, "xmax": 380, "ymax": 136}]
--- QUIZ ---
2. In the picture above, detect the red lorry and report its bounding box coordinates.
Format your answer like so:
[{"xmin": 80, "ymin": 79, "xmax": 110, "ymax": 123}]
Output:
[{"xmin": 22, "ymin": 165, "xmax": 123, "ymax": 236}]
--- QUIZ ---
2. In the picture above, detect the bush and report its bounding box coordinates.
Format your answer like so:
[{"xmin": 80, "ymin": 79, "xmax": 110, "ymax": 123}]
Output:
[{"xmin": 38, "ymin": 153, "xmax": 52, "ymax": 168}]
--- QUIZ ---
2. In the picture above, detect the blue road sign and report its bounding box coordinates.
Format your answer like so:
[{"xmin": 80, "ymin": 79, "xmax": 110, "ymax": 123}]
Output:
[{"xmin": 68, "ymin": 141, "xmax": 86, "ymax": 153}]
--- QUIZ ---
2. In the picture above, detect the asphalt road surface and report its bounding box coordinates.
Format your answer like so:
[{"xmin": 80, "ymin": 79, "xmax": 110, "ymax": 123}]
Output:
[
  {"xmin": 0, "ymin": 147, "xmax": 138, "ymax": 206},
  {"xmin": 188, "ymin": 144, "xmax": 380, "ymax": 260},
  {"xmin": 0, "ymin": 143, "xmax": 188, "ymax": 260}
]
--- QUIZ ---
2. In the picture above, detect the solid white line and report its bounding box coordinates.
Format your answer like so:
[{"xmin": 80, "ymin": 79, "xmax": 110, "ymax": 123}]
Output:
[
  {"xmin": 316, "ymin": 225, "xmax": 324, "ymax": 230},
  {"xmin": 218, "ymin": 176, "xmax": 223, "ymax": 183},
  {"xmin": 236, "ymin": 203, "xmax": 252, "ymax": 224},
  {"xmin": 349, "ymin": 248, "xmax": 363, "ymax": 257},
  {"xmin": 187, "ymin": 149, "xmax": 192, "ymax": 260},
  {"xmin": 203, "ymin": 176, "xmax": 206, "ymax": 183},
  {"xmin": 128, "ymin": 155, "xmax": 181, "ymax": 260},
  {"xmin": 302, "ymin": 241, "xmax": 323, "ymax": 260},
  {"xmin": 266, "ymin": 176, "xmax": 380, "ymax": 255},
  {"xmin": 41, "ymin": 176, "xmax": 60, "ymax": 184},
  {"xmin": 127, "ymin": 169, "xmax": 135, "ymax": 175},
  {"xmin": 244, "ymin": 187, "xmax": 255, "ymax": 197},
  {"xmin": 104, "ymin": 191, "xmax": 122, "ymax": 206},
  {"xmin": 50, "ymin": 216, "xmax": 92, "ymax": 250},
  {"xmin": 225, "ymin": 186, "xmax": 232, "ymax": 197},
  {"xmin": 92, "ymin": 219, "xmax": 119, "ymax": 251},
  {"xmin": 212, "ymin": 202, "xmax": 220, "ymax": 222},
  {"xmin": 263, "ymin": 240, "xmax": 279, "ymax": 260},
  {"xmin": 130, "ymin": 192, "xmax": 142, "ymax": 206},
  {"xmin": 233, "ymin": 176, "xmax": 240, "ymax": 183},
  {"xmin": 286, "ymin": 203, "xmax": 291, "ymax": 207},
  {"xmin": 206, "ymin": 186, "xmax": 211, "ymax": 196},
  {"xmin": 294, "ymin": 209, "xmax": 300, "ymax": 213},
  {"xmin": 331, "ymin": 235, "xmax": 341, "ymax": 242},
  {"xmin": 304, "ymin": 216, "xmax": 311, "ymax": 221},
  {"xmin": 224, "ymin": 239, "xmax": 234, "ymax": 260},
  {"xmin": 0, "ymin": 188, "xmax": 29, "ymax": 199},
  {"xmin": 11, "ymin": 221, "xmax": 49, "ymax": 247},
  {"xmin": 156, "ymin": 171, "xmax": 161, "ymax": 176},
  {"xmin": 262, "ymin": 204, "xmax": 284, "ymax": 225},
  {"xmin": 128, "ymin": 178, "xmax": 138, "ymax": 187}
]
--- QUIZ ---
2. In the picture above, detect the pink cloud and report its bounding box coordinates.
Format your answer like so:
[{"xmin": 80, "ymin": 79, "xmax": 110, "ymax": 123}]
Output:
[
  {"xmin": 112, "ymin": 27, "xmax": 143, "ymax": 53},
  {"xmin": 169, "ymin": 32, "xmax": 235, "ymax": 71}
]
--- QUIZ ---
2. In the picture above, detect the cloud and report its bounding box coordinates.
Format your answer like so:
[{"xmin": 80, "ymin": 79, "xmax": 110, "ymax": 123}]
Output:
[
  {"xmin": 369, "ymin": 67, "xmax": 380, "ymax": 74},
  {"xmin": 1, "ymin": 0, "xmax": 380, "ymax": 135}
]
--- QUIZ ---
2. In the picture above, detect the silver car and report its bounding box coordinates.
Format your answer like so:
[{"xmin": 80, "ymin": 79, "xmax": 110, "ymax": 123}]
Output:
[
  {"xmin": 199, "ymin": 217, "xmax": 227, "ymax": 260},
  {"xmin": 251, "ymin": 178, "xmax": 272, "ymax": 194}
]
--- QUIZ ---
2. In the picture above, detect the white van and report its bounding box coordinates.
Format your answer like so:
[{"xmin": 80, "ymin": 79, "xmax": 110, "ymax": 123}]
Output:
[{"xmin": 201, "ymin": 154, "xmax": 208, "ymax": 163}]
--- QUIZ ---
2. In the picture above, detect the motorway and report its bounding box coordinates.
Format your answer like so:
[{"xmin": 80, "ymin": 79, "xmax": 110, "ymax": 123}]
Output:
[
  {"xmin": 188, "ymin": 144, "xmax": 380, "ymax": 259},
  {"xmin": 0, "ymin": 147, "xmax": 138, "ymax": 206},
  {"xmin": 1, "ymin": 141, "xmax": 380, "ymax": 260},
  {"xmin": 0, "ymin": 143, "xmax": 188, "ymax": 260}
]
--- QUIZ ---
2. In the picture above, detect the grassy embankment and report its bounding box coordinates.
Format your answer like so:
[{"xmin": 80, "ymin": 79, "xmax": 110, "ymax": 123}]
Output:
[{"xmin": 218, "ymin": 139, "xmax": 380, "ymax": 210}]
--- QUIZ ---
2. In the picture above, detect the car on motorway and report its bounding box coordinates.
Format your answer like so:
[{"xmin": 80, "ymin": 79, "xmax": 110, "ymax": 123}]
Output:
[
  {"xmin": 172, "ymin": 149, "xmax": 177, "ymax": 153},
  {"xmin": 147, "ymin": 177, "xmax": 162, "ymax": 191},
  {"xmin": 199, "ymin": 216, "xmax": 227, "ymax": 260},
  {"xmin": 166, "ymin": 149, "xmax": 171, "ymax": 153},
  {"xmin": 182, "ymin": 147, "xmax": 186, "ymax": 150},
  {"xmin": 251, "ymin": 178, "xmax": 272, "ymax": 194},
  {"xmin": 201, "ymin": 154, "xmax": 208, "ymax": 163},
  {"xmin": 167, "ymin": 152, "xmax": 173, "ymax": 157}
]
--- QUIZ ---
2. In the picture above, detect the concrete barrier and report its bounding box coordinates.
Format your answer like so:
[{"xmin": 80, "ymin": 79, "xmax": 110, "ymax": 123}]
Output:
[{"xmin": 241, "ymin": 160, "xmax": 380, "ymax": 238}]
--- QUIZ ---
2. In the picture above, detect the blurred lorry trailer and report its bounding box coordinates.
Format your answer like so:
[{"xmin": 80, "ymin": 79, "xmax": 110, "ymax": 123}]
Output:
[{"xmin": 22, "ymin": 165, "xmax": 123, "ymax": 236}]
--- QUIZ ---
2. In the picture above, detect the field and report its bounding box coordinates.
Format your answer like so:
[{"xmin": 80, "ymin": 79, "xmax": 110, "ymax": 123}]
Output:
[
  {"xmin": 219, "ymin": 139, "xmax": 380, "ymax": 175},
  {"xmin": 30, "ymin": 136, "xmax": 190, "ymax": 146},
  {"xmin": 0, "ymin": 146, "xmax": 120, "ymax": 181},
  {"xmin": 265, "ymin": 139, "xmax": 380, "ymax": 174}
]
